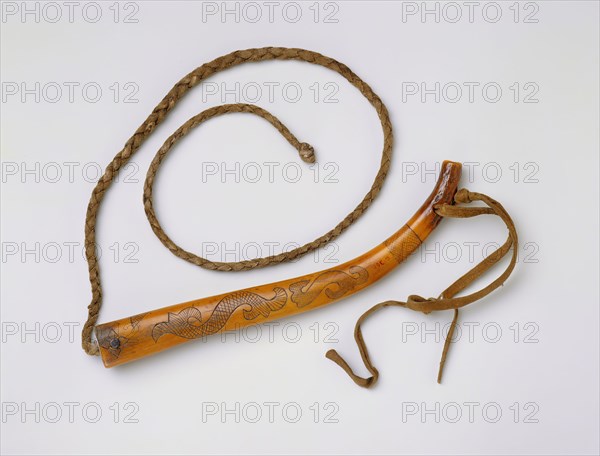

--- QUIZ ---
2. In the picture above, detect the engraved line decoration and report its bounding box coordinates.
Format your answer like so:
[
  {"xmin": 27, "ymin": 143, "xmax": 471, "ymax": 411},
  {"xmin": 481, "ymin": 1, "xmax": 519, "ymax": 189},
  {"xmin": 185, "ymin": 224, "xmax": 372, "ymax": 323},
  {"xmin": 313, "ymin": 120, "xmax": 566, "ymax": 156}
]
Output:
[
  {"xmin": 96, "ymin": 312, "xmax": 149, "ymax": 360},
  {"xmin": 152, "ymin": 288, "xmax": 288, "ymax": 342},
  {"xmin": 289, "ymin": 266, "xmax": 369, "ymax": 308},
  {"xmin": 384, "ymin": 227, "xmax": 422, "ymax": 264}
]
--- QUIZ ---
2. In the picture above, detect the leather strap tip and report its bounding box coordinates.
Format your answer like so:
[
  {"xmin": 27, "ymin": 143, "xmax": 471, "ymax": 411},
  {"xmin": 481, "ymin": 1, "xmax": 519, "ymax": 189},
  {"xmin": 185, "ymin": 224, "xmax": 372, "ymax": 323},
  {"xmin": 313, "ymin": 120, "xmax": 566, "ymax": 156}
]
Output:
[
  {"xmin": 325, "ymin": 348, "xmax": 339, "ymax": 361},
  {"xmin": 325, "ymin": 349, "xmax": 376, "ymax": 389}
]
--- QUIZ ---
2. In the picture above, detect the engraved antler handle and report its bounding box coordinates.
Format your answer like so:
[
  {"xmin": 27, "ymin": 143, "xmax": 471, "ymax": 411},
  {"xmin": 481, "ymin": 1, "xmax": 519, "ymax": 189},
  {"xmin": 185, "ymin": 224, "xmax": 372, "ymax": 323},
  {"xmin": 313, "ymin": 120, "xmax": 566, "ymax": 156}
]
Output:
[{"xmin": 96, "ymin": 161, "xmax": 462, "ymax": 367}]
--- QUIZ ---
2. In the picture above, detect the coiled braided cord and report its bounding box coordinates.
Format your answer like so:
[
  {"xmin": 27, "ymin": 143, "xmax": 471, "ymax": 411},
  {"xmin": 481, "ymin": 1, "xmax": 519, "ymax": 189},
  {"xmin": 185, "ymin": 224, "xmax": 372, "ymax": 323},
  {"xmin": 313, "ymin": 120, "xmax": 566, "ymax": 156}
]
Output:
[{"xmin": 82, "ymin": 48, "xmax": 393, "ymax": 355}]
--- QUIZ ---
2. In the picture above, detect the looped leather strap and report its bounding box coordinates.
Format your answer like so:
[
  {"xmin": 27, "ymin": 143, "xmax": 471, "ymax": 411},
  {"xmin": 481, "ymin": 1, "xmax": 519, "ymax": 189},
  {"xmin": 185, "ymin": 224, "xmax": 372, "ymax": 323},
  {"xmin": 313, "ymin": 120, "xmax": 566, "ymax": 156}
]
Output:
[{"xmin": 326, "ymin": 189, "xmax": 518, "ymax": 388}]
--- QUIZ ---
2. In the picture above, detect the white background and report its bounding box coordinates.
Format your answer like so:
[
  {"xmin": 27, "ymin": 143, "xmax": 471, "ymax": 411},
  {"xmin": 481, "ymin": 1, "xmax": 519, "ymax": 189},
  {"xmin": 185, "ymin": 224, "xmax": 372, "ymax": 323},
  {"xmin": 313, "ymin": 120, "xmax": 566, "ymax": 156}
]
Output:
[{"xmin": 1, "ymin": 1, "xmax": 599, "ymax": 454}]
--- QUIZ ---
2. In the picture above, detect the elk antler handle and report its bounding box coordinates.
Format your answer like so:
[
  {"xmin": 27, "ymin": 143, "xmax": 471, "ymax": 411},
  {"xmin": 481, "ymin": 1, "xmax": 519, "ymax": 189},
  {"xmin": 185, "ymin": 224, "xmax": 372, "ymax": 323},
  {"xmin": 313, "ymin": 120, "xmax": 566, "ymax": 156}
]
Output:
[{"xmin": 96, "ymin": 161, "xmax": 462, "ymax": 367}]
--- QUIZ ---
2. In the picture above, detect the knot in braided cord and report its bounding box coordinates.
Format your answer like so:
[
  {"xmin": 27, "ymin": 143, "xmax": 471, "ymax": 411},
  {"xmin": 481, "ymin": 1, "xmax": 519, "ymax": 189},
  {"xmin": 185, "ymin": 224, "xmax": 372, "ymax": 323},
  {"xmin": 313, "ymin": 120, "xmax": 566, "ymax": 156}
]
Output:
[{"xmin": 298, "ymin": 142, "xmax": 316, "ymax": 164}]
